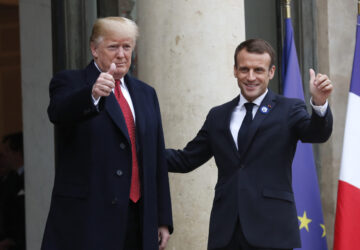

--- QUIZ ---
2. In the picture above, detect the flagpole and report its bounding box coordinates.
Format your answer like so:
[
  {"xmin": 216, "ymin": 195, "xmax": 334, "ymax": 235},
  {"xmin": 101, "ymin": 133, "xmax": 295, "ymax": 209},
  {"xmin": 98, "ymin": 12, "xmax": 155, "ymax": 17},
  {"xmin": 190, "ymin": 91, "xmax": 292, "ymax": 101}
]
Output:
[
  {"xmin": 284, "ymin": 0, "xmax": 291, "ymax": 19},
  {"xmin": 358, "ymin": 0, "xmax": 360, "ymax": 15}
]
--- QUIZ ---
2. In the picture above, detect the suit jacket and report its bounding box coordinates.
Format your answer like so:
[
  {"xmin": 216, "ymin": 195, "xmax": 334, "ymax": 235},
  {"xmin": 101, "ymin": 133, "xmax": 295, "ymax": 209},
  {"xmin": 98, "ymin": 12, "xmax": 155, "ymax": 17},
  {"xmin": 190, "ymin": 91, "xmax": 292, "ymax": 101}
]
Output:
[
  {"xmin": 167, "ymin": 90, "xmax": 332, "ymax": 249},
  {"xmin": 41, "ymin": 62, "xmax": 173, "ymax": 250}
]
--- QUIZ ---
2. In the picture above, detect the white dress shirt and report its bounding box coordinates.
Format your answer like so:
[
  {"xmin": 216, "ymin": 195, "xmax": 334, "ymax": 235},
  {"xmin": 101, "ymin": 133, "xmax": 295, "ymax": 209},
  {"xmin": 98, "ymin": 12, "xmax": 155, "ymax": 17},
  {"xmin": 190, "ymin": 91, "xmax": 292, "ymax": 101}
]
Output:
[
  {"xmin": 230, "ymin": 89, "xmax": 329, "ymax": 150},
  {"xmin": 92, "ymin": 62, "xmax": 136, "ymax": 121}
]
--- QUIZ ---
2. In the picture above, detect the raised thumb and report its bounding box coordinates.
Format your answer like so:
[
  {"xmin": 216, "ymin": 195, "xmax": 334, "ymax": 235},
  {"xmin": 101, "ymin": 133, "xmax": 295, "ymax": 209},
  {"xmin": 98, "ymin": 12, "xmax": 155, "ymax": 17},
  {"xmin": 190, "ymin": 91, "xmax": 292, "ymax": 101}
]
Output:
[
  {"xmin": 309, "ymin": 68, "xmax": 316, "ymax": 84},
  {"xmin": 107, "ymin": 63, "xmax": 116, "ymax": 75}
]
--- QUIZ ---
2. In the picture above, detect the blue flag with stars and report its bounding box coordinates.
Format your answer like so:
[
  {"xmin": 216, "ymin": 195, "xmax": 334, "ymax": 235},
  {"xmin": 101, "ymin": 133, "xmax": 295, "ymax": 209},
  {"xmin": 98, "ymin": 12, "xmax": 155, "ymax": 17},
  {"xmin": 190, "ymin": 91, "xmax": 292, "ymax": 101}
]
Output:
[{"xmin": 282, "ymin": 17, "xmax": 328, "ymax": 250}]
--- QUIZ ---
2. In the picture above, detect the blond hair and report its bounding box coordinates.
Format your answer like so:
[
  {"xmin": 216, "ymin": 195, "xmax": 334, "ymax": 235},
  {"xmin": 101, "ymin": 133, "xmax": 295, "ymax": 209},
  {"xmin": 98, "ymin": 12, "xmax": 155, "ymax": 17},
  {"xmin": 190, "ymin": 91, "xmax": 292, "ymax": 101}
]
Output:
[{"xmin": 90, "ymin": 17, "xmax": 139, "ymax": 46}]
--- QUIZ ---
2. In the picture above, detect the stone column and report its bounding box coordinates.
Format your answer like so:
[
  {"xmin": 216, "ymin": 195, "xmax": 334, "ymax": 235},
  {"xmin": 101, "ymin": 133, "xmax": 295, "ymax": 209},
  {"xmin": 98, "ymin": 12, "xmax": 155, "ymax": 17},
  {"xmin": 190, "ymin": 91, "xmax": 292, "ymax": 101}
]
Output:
[
  {"xmin": 316, "ymin": 0, "xmax": 357, "ymax": 247},
  {"xmin": 19, "ymin": 1, "xmax": 54, "ymax": 249},
  {"xmin": 136, "ymin": 1, "xmax": 245, "ymax": 249}
]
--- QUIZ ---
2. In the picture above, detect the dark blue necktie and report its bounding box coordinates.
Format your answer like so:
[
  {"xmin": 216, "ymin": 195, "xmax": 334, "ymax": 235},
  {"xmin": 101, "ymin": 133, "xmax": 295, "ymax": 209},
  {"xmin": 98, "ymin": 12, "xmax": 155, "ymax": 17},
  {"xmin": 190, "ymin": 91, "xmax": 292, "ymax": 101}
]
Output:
[{"xmin": 237, "ymin": 102, "xmax": 255, "ymax": 154}]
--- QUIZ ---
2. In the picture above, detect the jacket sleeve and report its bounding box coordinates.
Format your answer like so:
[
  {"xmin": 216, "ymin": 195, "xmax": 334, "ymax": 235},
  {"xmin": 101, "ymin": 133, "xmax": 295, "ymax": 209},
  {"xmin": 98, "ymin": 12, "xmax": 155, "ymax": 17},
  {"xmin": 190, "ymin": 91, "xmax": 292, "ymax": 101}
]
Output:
[
  {"xmin": 289, "ymin": 99, "xmax": 333, "ymax": 143},
  {"xmin": 166, "ymin": 111, "xmax": 213, "ymax": 173},
  {"xmin": 47, "ymin": 72, "xmax": 99, "ymax": 125}
]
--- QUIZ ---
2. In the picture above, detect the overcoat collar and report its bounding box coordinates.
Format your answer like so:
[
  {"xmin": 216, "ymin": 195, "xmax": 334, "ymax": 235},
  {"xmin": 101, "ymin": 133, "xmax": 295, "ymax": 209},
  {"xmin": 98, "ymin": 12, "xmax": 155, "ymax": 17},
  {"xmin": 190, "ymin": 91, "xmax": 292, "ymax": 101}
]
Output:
[
  {"xmin": 124, "ymin": 74, "xmax": 147, "ymax": 148},
  {"xmin": 84, "ymin": 62, "xmax": 145, "ymax": 148}
]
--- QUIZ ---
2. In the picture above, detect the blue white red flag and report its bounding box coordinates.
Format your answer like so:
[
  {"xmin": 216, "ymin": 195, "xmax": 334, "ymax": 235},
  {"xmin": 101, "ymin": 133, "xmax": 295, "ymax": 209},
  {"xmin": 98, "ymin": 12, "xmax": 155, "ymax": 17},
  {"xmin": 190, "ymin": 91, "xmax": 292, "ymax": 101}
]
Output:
[{"xmin": 334, "ymin": 14, "xmax": 360, "ymax": 250}]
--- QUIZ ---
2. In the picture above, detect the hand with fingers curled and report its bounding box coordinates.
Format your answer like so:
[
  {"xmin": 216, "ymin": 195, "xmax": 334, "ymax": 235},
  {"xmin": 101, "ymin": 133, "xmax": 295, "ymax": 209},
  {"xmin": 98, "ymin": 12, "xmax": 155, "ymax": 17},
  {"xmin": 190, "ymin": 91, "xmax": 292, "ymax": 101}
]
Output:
[
  {"xmin": 92, "ymin": 63, "xmax": 116, "ymax": 100},
  {"xmin": 158, "ymin": 226, "xmax": 170, "ymax": 250},
  {"xmin": 309, "ymin": 68, "xmax": 334, "ymax": 106}
]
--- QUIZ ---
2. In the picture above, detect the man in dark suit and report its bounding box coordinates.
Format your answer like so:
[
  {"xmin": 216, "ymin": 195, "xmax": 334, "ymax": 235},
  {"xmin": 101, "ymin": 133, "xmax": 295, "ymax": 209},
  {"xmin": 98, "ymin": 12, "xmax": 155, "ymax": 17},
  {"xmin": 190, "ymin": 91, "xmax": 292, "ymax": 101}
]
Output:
[
  {"xmin": 41, "ymin": 17, "xmax": 172, "ymax": 250},
  {"xmin": 167, "ymin": 39, "xmax": 333, "ymax": 250}
]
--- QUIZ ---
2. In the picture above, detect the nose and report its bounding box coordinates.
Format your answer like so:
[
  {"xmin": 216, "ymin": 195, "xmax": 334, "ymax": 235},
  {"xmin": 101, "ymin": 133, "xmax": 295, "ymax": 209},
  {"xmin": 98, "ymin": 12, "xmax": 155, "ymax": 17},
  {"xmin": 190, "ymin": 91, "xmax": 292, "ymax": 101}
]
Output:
[
  {"xmin": 247, "ymin": 70, "xmax": 256, "ymax": 81},
  {"xmin": 116, "ymin": 47, "xmax": 125, "ymax": 58}
]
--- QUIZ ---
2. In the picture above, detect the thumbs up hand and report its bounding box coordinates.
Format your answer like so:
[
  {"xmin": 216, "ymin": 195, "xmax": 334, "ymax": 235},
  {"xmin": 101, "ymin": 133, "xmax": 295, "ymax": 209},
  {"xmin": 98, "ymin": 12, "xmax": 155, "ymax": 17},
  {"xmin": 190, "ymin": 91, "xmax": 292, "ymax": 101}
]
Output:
[
  {"xmin": 309, "ymin": 68, "xmax": 333, "ymax": 105},
  {"xmin": 92, "ymin": 63, "xmax": 116, "ymax": 100},
  {"xmin": 107, "ymin": 63, "xmax": 116, "ymax": 76}
]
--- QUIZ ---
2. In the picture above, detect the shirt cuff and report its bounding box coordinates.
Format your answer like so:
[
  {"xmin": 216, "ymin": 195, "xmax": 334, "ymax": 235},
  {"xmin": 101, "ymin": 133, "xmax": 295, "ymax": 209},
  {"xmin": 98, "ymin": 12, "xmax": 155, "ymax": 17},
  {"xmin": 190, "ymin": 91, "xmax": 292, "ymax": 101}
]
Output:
[
  {"xmin": 92, "ymin": 95, "xmax": 101, "ymax": 106},
  {"xmin": 310, "ymin": 98, "xmax": 328, "ymax": 117}
]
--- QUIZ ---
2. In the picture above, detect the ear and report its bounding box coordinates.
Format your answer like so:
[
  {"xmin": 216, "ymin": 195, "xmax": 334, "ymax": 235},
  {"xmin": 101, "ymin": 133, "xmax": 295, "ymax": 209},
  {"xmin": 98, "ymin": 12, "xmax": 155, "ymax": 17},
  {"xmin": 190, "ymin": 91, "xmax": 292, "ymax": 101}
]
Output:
[
  {"xmin": 233, "ymin": 66, "xmax": 237, "ymax": 78},
  {"xmin": 268, "ymin": 65, "xmax": 276, "ymax": 80},
  {"xmin": 90, "ymin": 42, "xmax": 98, "ymax": 59}
]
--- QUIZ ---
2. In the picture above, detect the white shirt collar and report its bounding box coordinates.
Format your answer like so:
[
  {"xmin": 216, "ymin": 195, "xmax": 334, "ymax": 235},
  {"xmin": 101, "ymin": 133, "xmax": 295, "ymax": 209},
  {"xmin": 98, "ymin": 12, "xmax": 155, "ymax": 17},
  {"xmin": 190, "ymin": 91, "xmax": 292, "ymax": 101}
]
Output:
[
  {"xmin": 238, "ymin": 89, "xmax": 268, "ymax": 108},
  {"xmin": 94, "ymin": 61, "xmax": 101, "ymax": 72}
]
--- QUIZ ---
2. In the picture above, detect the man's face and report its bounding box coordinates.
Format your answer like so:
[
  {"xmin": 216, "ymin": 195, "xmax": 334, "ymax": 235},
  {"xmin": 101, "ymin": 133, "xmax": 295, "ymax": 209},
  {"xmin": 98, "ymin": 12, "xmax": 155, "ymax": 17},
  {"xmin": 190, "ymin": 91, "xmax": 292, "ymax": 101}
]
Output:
[
  {"xmin": 91, "ymin": 34, "xmax": 134, "ymax": 79},
  {"xmin": 234, "ymin": 49, "xmax": 275, "ymax": 102}
]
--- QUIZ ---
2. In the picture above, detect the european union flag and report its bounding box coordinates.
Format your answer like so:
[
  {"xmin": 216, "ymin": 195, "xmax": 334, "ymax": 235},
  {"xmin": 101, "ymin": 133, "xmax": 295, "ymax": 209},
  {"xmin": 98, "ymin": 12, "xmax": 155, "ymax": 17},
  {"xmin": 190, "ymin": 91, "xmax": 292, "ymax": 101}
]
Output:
[{"xmin": 282, "ymin": 17, "xmax": 328, "ymax": 250}]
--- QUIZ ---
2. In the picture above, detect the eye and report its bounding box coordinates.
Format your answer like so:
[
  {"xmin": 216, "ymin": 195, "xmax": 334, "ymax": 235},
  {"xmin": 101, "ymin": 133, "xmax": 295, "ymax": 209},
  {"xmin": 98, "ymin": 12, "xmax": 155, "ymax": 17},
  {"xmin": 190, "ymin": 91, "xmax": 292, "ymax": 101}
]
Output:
[
  {"xmin": 108, "ymin": 45, "xmax": 119, "ymax": 51},
  {"xmin": 123, "ymin": 44, "xmax": 132, "ymax": 51},
  {"xmin": 255, "ymin": 68, "xmax": 265, "ymax": 73},
  {"xmin": 238, "ymin": 67, "xmax": 248, "ymax": 73}
]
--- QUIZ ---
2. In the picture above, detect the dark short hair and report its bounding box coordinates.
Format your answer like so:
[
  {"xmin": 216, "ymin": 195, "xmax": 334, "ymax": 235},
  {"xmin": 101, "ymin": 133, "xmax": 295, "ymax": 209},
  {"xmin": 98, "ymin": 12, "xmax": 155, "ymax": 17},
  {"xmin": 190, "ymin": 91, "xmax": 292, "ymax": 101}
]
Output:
[
  {"xmin": 2, "ymin": 132, "xmax": 23, "ymax": 153},
  {"xmin": 234, "ymin": 39, "xmax": 276, "ymax": 68}
]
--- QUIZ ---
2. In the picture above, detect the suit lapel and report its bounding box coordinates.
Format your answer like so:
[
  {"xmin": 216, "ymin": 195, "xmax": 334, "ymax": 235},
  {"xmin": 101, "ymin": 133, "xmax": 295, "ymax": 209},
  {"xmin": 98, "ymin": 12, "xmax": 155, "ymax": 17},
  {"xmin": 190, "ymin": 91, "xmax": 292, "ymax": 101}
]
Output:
[
  {"xmin": 240, "ymin": 90, "xmax": 277, "ymax": 157},
  {"xmin": 105, "ymin": 93, "xmax": 131, "ymax": 144},
  {"xmin": 224, "ymin": 96, "xmax": 242, "ymax": 158},
  {"xmin": 124, "ymin": 75, "xmax": 146, "ymax": 152},
  {"xmin": 84, "ymin": 61, "xmax": 100, "ymax": 87}
]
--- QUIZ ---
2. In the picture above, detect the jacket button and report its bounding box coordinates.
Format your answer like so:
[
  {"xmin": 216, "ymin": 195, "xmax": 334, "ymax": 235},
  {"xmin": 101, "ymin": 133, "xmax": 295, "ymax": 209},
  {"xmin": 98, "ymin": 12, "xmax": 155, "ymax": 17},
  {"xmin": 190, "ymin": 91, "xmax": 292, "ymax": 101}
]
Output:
[
  {"xmin": 120, "ymin": 143, "xmax": 126, "ymax": 149},
  {"xmin": 240, "ymin": 164, "xmax": 245, "ymax": 169},
  {"xmin": 116, "ymin": 169, "xmax": 123, "ymax": 176},
  {"xmin": 111, "ymin": 197, "xmax": 118, "ymax": 205}
]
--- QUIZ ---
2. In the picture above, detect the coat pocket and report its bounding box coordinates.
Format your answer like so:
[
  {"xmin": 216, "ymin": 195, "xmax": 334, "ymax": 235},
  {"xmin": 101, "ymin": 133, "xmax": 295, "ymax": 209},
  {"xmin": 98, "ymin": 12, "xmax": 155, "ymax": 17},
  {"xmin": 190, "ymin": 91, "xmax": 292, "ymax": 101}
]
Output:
[{"xmin": 262, "ymin": 188, "xmax": 294, "ymax": 203}]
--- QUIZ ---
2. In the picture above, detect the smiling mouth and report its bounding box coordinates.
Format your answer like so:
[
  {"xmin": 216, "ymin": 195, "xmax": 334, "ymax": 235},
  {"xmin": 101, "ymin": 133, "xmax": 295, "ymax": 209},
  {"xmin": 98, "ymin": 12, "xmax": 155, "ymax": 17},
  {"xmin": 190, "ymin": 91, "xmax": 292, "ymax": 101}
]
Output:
[{"xmin": 244, "ymin": 83, "xmax": 259, "ymax": 88}]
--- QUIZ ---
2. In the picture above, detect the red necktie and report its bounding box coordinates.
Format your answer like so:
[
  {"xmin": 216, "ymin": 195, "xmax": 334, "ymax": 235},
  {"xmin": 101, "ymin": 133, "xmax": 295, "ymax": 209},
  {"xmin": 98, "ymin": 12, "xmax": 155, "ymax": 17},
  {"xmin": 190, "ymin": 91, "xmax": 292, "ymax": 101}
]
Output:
[{"xmin": 114, "ymin": 79, "xmax": 141, "ymax": 203}]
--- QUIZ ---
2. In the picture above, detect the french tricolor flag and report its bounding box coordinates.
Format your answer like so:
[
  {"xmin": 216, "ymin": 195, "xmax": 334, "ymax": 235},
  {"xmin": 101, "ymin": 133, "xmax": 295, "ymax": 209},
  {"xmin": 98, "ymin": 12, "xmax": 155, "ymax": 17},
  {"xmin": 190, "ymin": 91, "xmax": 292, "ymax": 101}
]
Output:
[{"xmin": 334, "ymin": 14, "xmax": 360, "ymax": 250}]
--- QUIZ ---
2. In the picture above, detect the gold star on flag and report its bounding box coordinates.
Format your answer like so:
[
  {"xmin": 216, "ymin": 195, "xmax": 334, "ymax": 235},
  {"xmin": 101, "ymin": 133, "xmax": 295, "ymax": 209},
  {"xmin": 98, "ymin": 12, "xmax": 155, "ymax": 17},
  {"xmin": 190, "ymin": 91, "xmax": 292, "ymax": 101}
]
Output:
[
  {"xmin": 320, "ymin": 224, "xmax": 326, "ymax": 237},
  {"xmin": 298, "ymin": 211, "xmax": 312, "ymax": 232}
]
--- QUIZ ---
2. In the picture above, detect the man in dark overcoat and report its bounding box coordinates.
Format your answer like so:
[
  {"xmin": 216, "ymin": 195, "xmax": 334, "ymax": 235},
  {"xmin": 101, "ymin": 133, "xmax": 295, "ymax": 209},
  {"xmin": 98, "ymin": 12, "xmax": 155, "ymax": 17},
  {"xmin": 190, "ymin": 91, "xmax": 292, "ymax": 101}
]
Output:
[{"xmin": 42, "ymin": 17, "xmax": 173, "ymax": 250}]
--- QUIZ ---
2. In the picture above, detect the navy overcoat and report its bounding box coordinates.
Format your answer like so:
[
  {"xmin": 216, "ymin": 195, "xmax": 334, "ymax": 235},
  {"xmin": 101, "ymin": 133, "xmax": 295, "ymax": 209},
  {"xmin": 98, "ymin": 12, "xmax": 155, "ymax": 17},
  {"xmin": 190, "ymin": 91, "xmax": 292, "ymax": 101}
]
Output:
[{"xmin": 42, "ymin": 62, "xmax": 173, "ymax": 250}]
